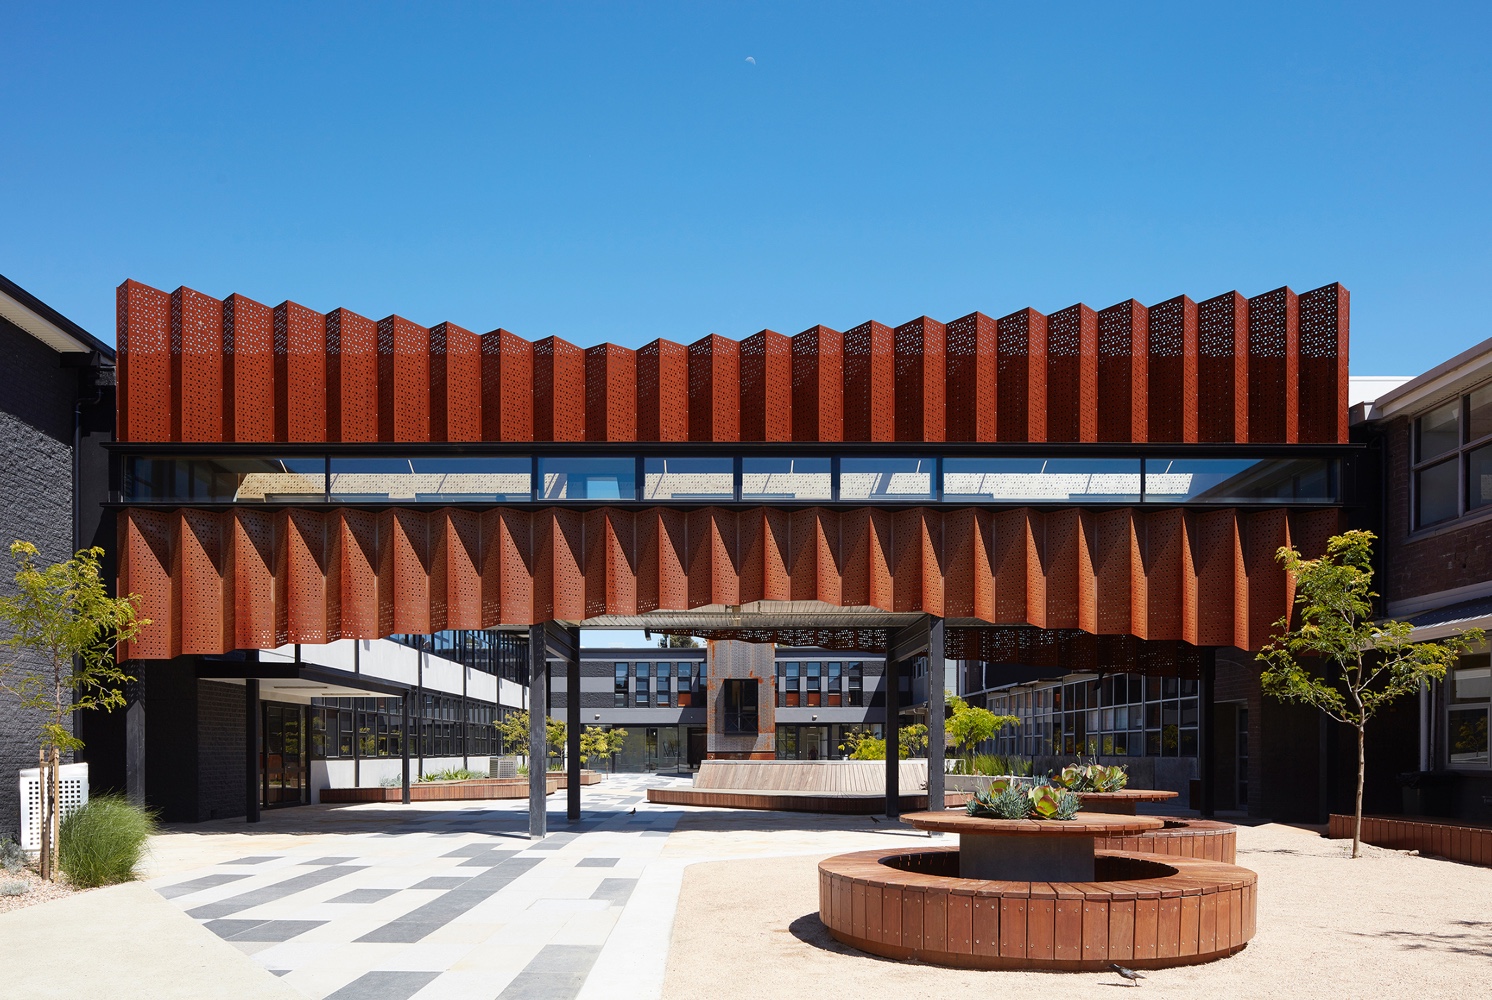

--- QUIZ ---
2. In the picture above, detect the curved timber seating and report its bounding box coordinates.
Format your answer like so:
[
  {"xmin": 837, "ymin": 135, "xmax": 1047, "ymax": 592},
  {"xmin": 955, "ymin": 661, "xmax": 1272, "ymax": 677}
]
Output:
[{"xmin": 1096, "ymin": 817, "xmax": 1238, "ymax": 864}]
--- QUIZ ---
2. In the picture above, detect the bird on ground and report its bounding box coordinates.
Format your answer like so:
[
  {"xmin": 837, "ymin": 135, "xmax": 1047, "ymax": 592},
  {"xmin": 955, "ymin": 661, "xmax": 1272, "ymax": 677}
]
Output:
[
  {"xmin": 868, "ymin": 815, "xmax": 880, "ymax": 824},
  {"xmin": 1109, "ymin": 963, "xmax": 1145, "ymax": 986},
  {"xmin": 630, "ymin": 807, "xmax": 636, "ymax": 815}
]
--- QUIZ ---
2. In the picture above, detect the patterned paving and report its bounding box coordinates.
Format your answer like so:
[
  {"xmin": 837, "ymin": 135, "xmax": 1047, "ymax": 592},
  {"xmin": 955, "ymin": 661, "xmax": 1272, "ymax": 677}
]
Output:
[{"xmin": 151, "ymin": 775, "xmax": 691, "ymax": 1000}]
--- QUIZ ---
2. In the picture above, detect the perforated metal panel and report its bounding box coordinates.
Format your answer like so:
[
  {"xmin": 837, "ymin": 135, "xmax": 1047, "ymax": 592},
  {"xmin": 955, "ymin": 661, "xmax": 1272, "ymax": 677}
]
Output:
[
  {"xmin": 1096, "ymin": 300, "xmax": 1147, "ymax": 442},
  {"xmin": 1146, "ymin": 296, "xmax": 1198, "ymax": 443},
  {"xmin": 740, "ymin": 329, "xmax": 792, "ymax": 442},
  {"xmin": 843, "ymin": 321, "xmax": 894, "ymax": 442},
  {"xmin": 1297, "ymin": 284, "xmax": 1349, "ymax": 444},
  {"xmin": 791, "ymin": 325, "xmax": 843, "ymax": 442},
  {"xmin": 1044, "ymin": 304, "xmax": 1096, "ymax": 443},
  {"xmin": 688, "ymin": 334, "xmax": 740, "ymax": 442},
  {"xmin": 944, "ymin": 312, "xmax": 996, "ymax": 442},
  {"xmin": 893, "ymin": 318, "xmax": 945, "ymax": 442},
  {"xmin": 18, "ymin": 764, "xmax": 88, "ymax": 853},
  {"xmin": 434, "ymin": 322, "xmax": 483, "ymax": 442},
  {"xmin": 996, "ymin": 308, "xmax": 1047, "ymax": 443},
  {"xmin": 1197, "ymin": 292, "xmax": 1248, "ymax": 443},
  {"xmin": 585, "ymin": 344, "xmax": 637, "ymax": 442}
]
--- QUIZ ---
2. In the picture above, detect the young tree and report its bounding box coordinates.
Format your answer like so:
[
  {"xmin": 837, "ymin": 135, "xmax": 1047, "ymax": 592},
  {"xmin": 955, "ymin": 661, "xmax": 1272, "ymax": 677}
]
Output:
[
  {"xmin": 944, "ymin": 695, "xmax": 1018, "ymax": 771},
  {"xmin": 495, "ymin": 710, "xmax": 567, "ymax": 761},
  {"xmin": 0, "ymin": 543, "xmax": 147, "ymax": 880},
  {"xmin": 838, "ymin": 723, "xmax": 929, "ymax": 760},
  {"xmin": 656, "ymin": 634, "xmax": 699, "ymax": 648},
  {"xmin": 579, "ymin": 726, "xmax": 627, "ymax": 768},
  {"xmin": 1257, "ymin": 530, "xmax": 1483, "ymax": 858}
]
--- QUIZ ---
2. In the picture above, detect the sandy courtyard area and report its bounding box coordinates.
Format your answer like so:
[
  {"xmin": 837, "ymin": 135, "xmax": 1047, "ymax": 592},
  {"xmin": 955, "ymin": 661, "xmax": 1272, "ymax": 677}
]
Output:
[{"xmin": 662, "ymin": 822, "xmax": 1492, "ymax": 999}]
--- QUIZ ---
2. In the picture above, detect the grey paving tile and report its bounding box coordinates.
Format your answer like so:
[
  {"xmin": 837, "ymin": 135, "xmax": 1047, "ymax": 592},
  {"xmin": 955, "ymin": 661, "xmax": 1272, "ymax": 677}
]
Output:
[
  {"xmin": 464, "ymin": 856, "xmax": 544, "ymax": 889},
  {"xmin": 222, "ymin": 856, "xmax": 280, "ymax": 865},
  {"xmin": 157, "ymin": 873, "xmax": 252, "ymax": 898},
  {"xmin": 410, "ymin": 876, "xmax": 470, "ymax": 890},
  {"xmin": 441, "ymin": 843, "xmax": 506, "ymax": 857},
  {"xmin": 213, "ymin": 919, "xmax": 328, "ymax": 942},
  {"xmin": 328, "ymin": 888, "xmax": 400, "ymax": 904},
  {"xmin": 270, "ymin": 970, "xmax": 290, "ymax": 977},
  {"xmin": 496, "ymin": 944, "xmax": 601, "ymax": 1000},
  {"xmin": 589, "ymin": 878, "xmax": 637, "ymax": 905},
  {"xmin": 302, "ymin": 856, "xmax": 357, "ymax": 865},
  {"xmin": 204, "ymin": 919, "xmax": 267, "ymax": 939},
  {"xmin": 640, "ymin": 829, "xmax": 672, "ymax": 837},
  {"xmin": 456, "ymin": 850, "xmax": 519, "ymax": 867},
  {"xmin": 354, "ymin": 889, "xmax": 495, "ymax": 943},
  {"xmin": 323, "ymin": 971, "xmax": 440, "ymax": 1000},
  {"xmin": 573, "ymin": 857, "xmax": 618, "ymax": 868},
  {"xmin": 187, "ymin": 865, "xmax": 367, "ymax": 919}
]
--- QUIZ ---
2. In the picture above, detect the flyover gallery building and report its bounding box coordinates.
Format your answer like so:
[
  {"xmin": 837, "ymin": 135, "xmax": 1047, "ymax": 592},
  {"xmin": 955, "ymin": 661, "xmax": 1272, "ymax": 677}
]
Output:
[{"xmin": 109, "ymin": 279, "xmax": 1353, "ymax": 832}]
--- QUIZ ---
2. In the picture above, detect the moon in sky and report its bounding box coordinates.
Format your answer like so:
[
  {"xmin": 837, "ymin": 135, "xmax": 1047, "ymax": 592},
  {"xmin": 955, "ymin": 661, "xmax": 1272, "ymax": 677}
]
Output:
[{"xmin": 745, "ymin": 56, "xmax": 756, "ymax": 64}]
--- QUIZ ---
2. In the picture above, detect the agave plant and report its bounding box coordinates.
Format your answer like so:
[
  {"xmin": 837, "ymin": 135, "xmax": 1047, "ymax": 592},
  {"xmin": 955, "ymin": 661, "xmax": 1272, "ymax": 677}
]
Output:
[{"xmin": 1027, "ymin": 784, "xmax": 1063, "ymax": 819}]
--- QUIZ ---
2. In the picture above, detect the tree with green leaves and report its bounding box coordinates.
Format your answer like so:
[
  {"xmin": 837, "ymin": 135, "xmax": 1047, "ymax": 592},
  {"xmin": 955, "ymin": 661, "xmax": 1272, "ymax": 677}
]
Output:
[
  {"xmin": 656, "ymin": 634, "xmax": 699, "ymax": 648},
  {"xmin": 0, "ymin": 542, "xmax": 147, "ymax": 881},
  {"xmin": 579, "ymin": 726, "xmax": 627, "ymax": 768},
  {"xmin": 1257, "ymin": 530, "xmax": 1483, "ymax": 858},
  {"xmin": 495, "ymin": 710, "xmax": 567, "ymax": 761},
  {"xmin": 839, "ymin": 723, "xmax": 929, "ymax": 760},
  {"xmin": 945, "ymin": 695, "xmax": 1018, "ymax": 772}
]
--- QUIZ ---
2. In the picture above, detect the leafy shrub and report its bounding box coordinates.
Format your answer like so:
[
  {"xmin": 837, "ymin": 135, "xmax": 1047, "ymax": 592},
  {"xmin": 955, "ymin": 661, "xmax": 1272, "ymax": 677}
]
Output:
[
  {"xmin": 418, "ymin": 767, "xmax": 483, "ymax": 782},
  {"xmin": 969, "ymin": 754, "xmax": 1033, "ymax": 777},
  {"xmin": 0, "ymin": 836, "xmax": 24, "ymax": 873},
  {"xmin": 1, "ymin": 880, "xmax": 28, "ymax": 897},
  {"xmin": 378, "ymin": 775, "xmax": 401, "ymax": 788},
  {"xmin": 1050, "ymin": 760, "xmax": 1128, "ymax": 792},
  {"xmin": 58, "ymin": 794, "xmax": 157, "ymax": 888}
]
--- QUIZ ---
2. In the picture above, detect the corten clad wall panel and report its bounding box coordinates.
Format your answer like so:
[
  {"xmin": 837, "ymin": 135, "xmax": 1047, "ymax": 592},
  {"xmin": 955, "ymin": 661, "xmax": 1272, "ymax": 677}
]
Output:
[
  {"xmin": 534, "ymin": 336, "xmax": 586, "ymax": 443},
  {"xmin": 118, "ymin": 280, "xmax": 1347, "ymax": 444},
  {"xmin": 1095, "ymin": 301, "xmax": 1148, "ymax": 442},
  {"xmin": 585, "ymin": 344, "xmax": 638, "ymax": 442},
  {"xmin": 689, "ymin": 334, "xmax": 741, "ymax": 442},
  {"xmin": 1044, "ymin": 305, "xmax": 1097, "ymax": 443},
  {"xmin": 997, "ymin": 309, "xmax": 1048, "ymax": 442},
  {"xmin": 740, "ymin": 330, "xmax": 793, "ymax": 442},
  {"xmin": 119, "ymin": 504, "xmax": 1337, "ymax": 655},
  {"xmin": 226, "ymin": 294, "xmax": 275, "ymax": 443},
  {"xmin": 276, "ymin": 302, "xmax": 328, "ymax": 442},
  {"xmin": 1297, "ymin": 284, "xmax": 1350, "ymax": 444},
  {"xmin": 843, "ymin": 322, "xmax": 895, "ymax": 442},
  {"xmin": 1197, "ymin": 292, "xmax": 1249, "ymax": 443},
  {"xmin": 327, "ymin": 309, "xmax": 379, "ymax": 442},
  {"xmin": 1246, "ymin": 288, "xmax": 1298, "ymax": 443},
  {"xmin": 792, "ymin": 326, "xmax": 844, "ymax": 442},
  {"xmin": 118, "ymin": 281, "xmax": 173, "ymax": 442},
  {"xmin": 172, "ymin": 288, "xmax": 226, "ymax": 442},
  {"xmin": 637, "ymin": 339, "xmax": 689, "ymax": 442},
  {"xmin": 944, "ymin": 312, "xmax": 997, "ymax": 442},
  {"xmin": 894, "ymin": 318, "xmax": 945, "ymax": 442},
  {"xmin": 1147, "ymin": 296, "xmax": 1199, "ymax": 443}
]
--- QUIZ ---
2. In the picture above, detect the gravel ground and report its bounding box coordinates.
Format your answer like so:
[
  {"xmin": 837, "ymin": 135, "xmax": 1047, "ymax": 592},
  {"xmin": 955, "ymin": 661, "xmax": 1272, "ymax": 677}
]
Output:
[
  {"xmin": 0, "ymin": 866, "xmax": 79, "ymax": 915},
  {"xmin": 663, "ymin": 823, "xmax": 1492, "ymax": 999}
]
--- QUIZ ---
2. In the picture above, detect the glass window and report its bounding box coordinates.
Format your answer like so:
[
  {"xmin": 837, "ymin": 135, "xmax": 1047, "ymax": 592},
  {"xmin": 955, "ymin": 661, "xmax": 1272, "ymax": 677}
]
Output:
[
  {"xmin": 634, "ymin": 662, "xmax": 650, "ymax": 706},
  {"xmin": 1452, "ymin": 658, "xmax": 1491, "ymax": 702},
  {"xmin": 675, "ymin": 662, "xmax": 692, "ymax": 707},
  {"xmin": 1416, "ymin": 458, "xmax": 1459, "ymax": 528},
  {"xmin": 839, "ymin": 457, "xmax": 936, "ymax": 501},
  {"xmin": 1417, "ymin": 399, "xmax": 1461, "ymax": 461},
  {"xmin": 723, "ymin": 679, "xmax": 758, "ymax": 734},
  {"xmin": 614, "ymin": 663, "xmax": 629, "ymax": 708},
  {"xmin": 1144, "ymin": 458, "xmax": 1337, "ymax": 504},
  {"xmin": 1449, "ymin": 709, "xmax": 1488, "ymax": 767},
  {"xmin": 539, "ymin": 456, "xmax": 636, "ymax": 501},
  {"xmin": 125, "ymin": 456, "xmax": 325, "ymax": 503},
  {"xmin": 1470, "ymin": 384, "xmax": 1492, "ymax": 443},
  {"xmin": 1468, "ymin": 444, "xmax": 1492, "ymax": 512},
  {"xmin": 741, "ymin": 457, "xmax": 833, "ymax": 501},
  {"xmin": 656, "ymin": 669, "xmax": 671, "ymax": 707},
  {"xmin": 943, "ymin": 458, "xmax": 1141, "ymax": 503},
  {"xmin": 328, "ymin": 456, "xmax": 530, "ymax": 502},
  {"xmin": 643, "ymin": 457, "xmax": 734, "ymax": 501}
]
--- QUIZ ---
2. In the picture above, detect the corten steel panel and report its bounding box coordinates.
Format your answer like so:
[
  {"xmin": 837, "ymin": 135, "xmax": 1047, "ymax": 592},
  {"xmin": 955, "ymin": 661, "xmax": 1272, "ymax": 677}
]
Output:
[
  {"xmin": 893, "ymin": 318, "xmax": 945, "ymax": 442},
  {"xmin": 226, "ymin": 294, "xmax": 275, "ymax": 443},
  {"xmin": 1147, "ymin": 296, "xmax": 1199, "ymax": 443},
  {"xmin": 327, "ymin": 308, "xmax": 379, "ymax": 442},
  {"xmin": 1044, "ymin": 305, "xmax": 1097, "ymax": 443},
  {"xmin": 843, "ymin": 322, "xmax": 895, "ymax": 442},
  {"xmin": 1143, "ymin": 508, "xmax": 1187, "ymax": 642},
  {"xmin": 337, "ymin": 509, "xmax": 381, "ymax": 639},
  {"xmin": 1197, "ymin": 292, "xmax": 1249, "ymax": 443},
  {"xmin": 1095, "ymin": 300, "xmax": 1148, "ymax": 442},
  {"xmin": 534, "ymin": 337, "xmax": 587, "ymax": 442},
  {"xmin": 179, "ymin": 510, "xmax": 227, "ymax": 654},
  {"xmin": 584, "ymin": 344, "xmax": 637, "ymax": 442},
  {"xmin": 118, "ymin": 279, "xmax": 1348, "ymax": 444},
  {"xmin": 285, "ymin": 509, "xmax": 330, "ymax": 644},
  {"xmin": 944, "ymin": 312, "xmax": 997, "ymax": 442},
  {"xmin": 118, "ymin": 281, "xmax": 173, "ymax": 442},
  {"xmin": 688, "ymin": 334, "xmax": 741, "ymax": 442},
  {"xmin": 392, "ymin": 508, "xmax": 432, "ymax": 634},
  {"xmin": 173, "ymin": 288, "xmax": 225, "ymax": 442},
  {"xmin": 233, "ymin": 508, "xmax": 280, "ymax": 653},
  {"xmin": 740, "ymin": 329, "xmax": 793, "ymax": 442},
  {"xmin": 378, "ymin": 317, "xmax": 432, "ymax": 442},
  {"xmin": 997, "ymin": 309, "xmax": 1048, "ymax": 442},
  {"xmin": 941, "ymin": 508, "xmax": 994, "ymax": 622},
  {"xmin": 1297, "ymin": 284, "xmax": 1350, "ymax": 444},
  {"xmin": 276, "ymin": 302, "xmax": 329, "ymax": 442},
  {"xmin": 791, "ymin": 325, "xmax": 844, "ymax": 442},
  {"xmin": 1195, "ymin": 509, "xmax": 1243, "ymax": 647},
  {"xmin": 637, "ymin": 339, "xmax": 689, "ymax": 442},
  {"xmin": 1246, "ymin": 287, "xmax": 1298, "ymax": 443},
  {"xmin": 433, "ymin": 323, "xmax": 483, "ymax": 442}
]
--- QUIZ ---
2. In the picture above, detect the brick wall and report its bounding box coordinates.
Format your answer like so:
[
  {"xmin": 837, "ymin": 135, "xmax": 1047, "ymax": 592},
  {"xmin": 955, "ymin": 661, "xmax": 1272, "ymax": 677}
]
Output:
[
  {"xmin": 0, "ymin": 319, "xmax": 78, "ymax": 839},
  {"xmin": 196, "ymin": 680, "xmax": 244, "ymax": 821},
  {"xmin": 1381, "ymin": 415, "xmax": 1492, "ymax": 607}
]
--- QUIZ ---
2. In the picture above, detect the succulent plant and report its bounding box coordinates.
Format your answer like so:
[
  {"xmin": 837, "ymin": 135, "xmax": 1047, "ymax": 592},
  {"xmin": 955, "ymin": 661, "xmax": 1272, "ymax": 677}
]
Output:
[
  {"xmin": 1028, "ymin": 784, "xmax": 1063, "ymax": 819},
  {"xmin": 1053, "ymin": 789, "xmax": 1082, "ymax": 820}
]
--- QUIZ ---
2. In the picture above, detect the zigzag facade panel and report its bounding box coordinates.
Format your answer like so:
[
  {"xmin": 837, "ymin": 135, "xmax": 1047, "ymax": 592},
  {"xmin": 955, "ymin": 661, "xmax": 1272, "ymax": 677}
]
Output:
[
  {"xmin": 116, "ymin": 279, "xmax": 1350, "ymax": 444},
  {"xmin": 119, "ymin": 505, "xmax": 1340, "ymax": 659}
]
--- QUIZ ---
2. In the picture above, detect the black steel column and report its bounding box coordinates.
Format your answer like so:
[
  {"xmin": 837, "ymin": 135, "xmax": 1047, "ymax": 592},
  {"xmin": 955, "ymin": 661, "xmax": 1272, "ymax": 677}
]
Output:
[
  {"xmin": 567, "ymin": 655, "xmax": 581, "ymax": 821},
  {"xmin": 401, "ymin": 690, "xmax": 411, "ymax": 805},
  {"xmin": 244, "ymin": 678, "xmax": 260, "ymax": 824},
  {"xmin": 884, "ymin": 655, "xmax": 901, "ymax": 818},
  {"xmin": 1199, "ymin": 647, "xmax": 1216, "ymax": 818},
  {"xmin": 528, "ymin": 627, "xmax": 549, "ymax": 839},
  {"xmin": 926, "ymin": 618, "xmax": 946, "ymax": 812}
]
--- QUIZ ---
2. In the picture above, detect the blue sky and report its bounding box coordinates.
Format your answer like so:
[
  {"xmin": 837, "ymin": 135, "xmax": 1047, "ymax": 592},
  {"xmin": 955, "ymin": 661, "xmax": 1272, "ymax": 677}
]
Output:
[{"xmin": 3, "ymin": 2, "xmax": 1488, "ymax": 374}]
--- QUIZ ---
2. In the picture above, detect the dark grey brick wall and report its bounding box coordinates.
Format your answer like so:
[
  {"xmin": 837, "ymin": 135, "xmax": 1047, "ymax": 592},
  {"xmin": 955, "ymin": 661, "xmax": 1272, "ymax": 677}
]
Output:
[
  {"xmin": 0, "ymin": 319, "xmax": 78, "ymax": 840},
  {"xmin": 197, "ymin": 680, "xmax": 245, "ymax": 821}
]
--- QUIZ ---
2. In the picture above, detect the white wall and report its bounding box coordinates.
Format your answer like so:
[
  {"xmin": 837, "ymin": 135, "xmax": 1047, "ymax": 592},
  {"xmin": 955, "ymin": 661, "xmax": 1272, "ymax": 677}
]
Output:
[
  {"xmin": 261, "ymin": 638, "xmax": 524, "ymax": 709},
  {"xmin": 309, "ymin": 755, "xmax": 492, "ymax": 803}
]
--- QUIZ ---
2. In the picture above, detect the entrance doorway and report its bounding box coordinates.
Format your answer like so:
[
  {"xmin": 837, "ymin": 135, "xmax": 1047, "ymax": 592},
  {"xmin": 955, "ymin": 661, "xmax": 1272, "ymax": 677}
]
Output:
[
  {"xmin": 263, "ymin": 703, "xmax": 308, "ymax": 807},
  {"xmin": 687, "ymin": 728, "xmax": 706, "ymax": 770}
]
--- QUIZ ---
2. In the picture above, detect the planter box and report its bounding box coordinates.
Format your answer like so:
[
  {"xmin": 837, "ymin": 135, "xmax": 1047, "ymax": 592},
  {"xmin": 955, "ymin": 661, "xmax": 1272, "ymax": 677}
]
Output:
[
  {"xmin": 320, "ymin": 776, "xmax": 558, "ymax": 803},
  {"xmin": 553, "ymin": 770, "xmax": 603, "ymax": 789}
]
